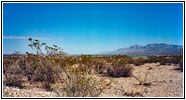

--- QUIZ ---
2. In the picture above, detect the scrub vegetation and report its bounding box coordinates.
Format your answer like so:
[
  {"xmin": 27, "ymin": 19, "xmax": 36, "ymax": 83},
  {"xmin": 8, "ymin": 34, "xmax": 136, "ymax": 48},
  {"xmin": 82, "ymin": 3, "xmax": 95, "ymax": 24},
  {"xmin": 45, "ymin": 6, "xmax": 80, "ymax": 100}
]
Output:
[{"xmin": 3, "ymin": 38, "xmax": 183, "ymax": 97}]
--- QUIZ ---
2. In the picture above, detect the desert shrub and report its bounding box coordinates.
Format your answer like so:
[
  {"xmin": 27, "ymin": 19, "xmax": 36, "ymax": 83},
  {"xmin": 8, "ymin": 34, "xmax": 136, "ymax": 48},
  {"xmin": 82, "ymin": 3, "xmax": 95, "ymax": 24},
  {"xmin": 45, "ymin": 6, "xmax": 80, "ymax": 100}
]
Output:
[
  {"xmin": 3, "ymin": 54, "xmax": 60, "ymax": 89},
  {"xmin": 167, "ymin": 56, "xmax": 183, "ymax": 64},
  {"xmin": 156, "ymin": 57, "xmax": 167, "ymax": 65},
  {"xmin": 133, "ymin": 57, "xmax": 147, "ymax": 66},
  {"xmin": 3, "ymin": 60, "xmax": 24, "ymax": 88},
  {"xmin": 132, "ymin": 71, "xmax": 151, "ymax": 86},
  {"xmin": 78, "ymin": 55, "xmax": 93, "ymax": 65},
  {"xmin": 147, "ymin": 56, "xmax": 183, "ymax": 65},
  {"xmin": 3, "ymin": 54, "xmax": 21, "ymax": 72},
  {"xmin": 107, "ymin": 59, "xmax": 133, "ymax": 77},
  {"xmin": 25, "ymin": 55, "xmax": 63, "ymax": 91},
  {"xmin": 111, "ymin": 55, "xmax": 133, "ymax": 64},
  {"xmin": 4, "ymin": 38, "xmax": 65, "ymax": 90},
  {"xmin": 55, "ymin": 65, "xmax": 112, "ymax": 97},
  {"xmin": 147, "ymin": 56, "xmax": 156, "ymax": 63},
  {"xmin": 3, "ymin": 74, "xmax": 24, "ymax": 88},
  {"xmin": 32, "ymin": 57, "xmax": 62, "ymax": 83},
  {"xmin": 60, "ymin": 56, "xmax": 79, "ymax": 67},
  {"xmin": 27, "ymin": 38, "xmax": 64, "ymax": 82},
  {"xmin": 14, "ymin": 52, "xmax": 63, "ymax": 85},
  {"xmin": 92, "ymin": 58, "xmax": 108, "ymax": 74},
  {"xmin": 120, "ymin": 86, "xmax": 144, "ymax": 97},
  {"xmin": 3, "ymin": 57, "xmax": 14, "ymax": 73},
  {"xmin": 147, "ymin": 56, "xmax": 168, "ymax": 65}
]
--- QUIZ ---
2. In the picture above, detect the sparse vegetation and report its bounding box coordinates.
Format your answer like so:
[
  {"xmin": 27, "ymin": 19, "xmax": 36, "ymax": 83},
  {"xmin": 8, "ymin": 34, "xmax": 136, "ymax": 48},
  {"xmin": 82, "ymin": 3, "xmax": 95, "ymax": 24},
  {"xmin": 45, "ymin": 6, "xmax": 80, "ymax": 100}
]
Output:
[
  {"xmin": 3, "ymin": 38, "xmax": 183, "ymax": 97},
  {"xmin": 132, "ymin": 71, "xmax": 150, "ymax": 86},
  {"xmin": 147, "ymin": 56, "xmax": 183, "ymax": 66}
]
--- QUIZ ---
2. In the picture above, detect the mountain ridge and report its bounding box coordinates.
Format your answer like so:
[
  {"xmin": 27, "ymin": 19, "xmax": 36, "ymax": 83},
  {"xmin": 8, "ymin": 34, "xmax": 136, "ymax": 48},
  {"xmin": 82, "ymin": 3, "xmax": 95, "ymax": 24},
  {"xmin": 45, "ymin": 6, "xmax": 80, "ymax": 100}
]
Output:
[{"xmin": 100, "ymin": 43, "xmax": 183, "ymax": 56}]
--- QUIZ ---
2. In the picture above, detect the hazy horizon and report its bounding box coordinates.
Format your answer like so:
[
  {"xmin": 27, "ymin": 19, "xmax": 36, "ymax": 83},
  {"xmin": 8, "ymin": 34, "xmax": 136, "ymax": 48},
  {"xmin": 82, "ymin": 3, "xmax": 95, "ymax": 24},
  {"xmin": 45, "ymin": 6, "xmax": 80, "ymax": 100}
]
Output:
[
  {"xmin": 3, "ymin": 3, "xmax": 183, "ymax": 54},
  {"xmin": 3, "ymin": 42, "xmax": 183, "ymax": 55}
]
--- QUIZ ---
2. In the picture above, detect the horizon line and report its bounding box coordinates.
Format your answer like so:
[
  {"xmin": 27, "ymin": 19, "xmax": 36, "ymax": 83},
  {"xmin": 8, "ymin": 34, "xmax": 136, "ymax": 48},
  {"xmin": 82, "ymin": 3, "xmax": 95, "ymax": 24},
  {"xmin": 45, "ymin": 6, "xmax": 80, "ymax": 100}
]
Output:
[{"xmin": 3, "ymin": 43, "xmax": 183, "ymax": 55}]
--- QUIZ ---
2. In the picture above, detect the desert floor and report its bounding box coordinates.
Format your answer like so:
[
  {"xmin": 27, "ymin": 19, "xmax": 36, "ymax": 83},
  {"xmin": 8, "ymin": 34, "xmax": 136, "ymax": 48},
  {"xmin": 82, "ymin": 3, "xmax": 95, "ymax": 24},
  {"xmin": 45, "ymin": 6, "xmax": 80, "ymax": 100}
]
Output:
[{"xmin": 3, "ymin": 63, "xmax": 183, "ymax": 97}]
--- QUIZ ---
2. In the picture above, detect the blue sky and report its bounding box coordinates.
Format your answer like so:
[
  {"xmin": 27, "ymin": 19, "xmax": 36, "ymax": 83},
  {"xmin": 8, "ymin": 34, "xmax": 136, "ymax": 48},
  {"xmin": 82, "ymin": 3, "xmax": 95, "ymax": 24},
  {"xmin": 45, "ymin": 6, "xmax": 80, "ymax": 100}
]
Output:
[{"xmin": 3, "ymin": 3, "xmax": 183, "ymax": 54}]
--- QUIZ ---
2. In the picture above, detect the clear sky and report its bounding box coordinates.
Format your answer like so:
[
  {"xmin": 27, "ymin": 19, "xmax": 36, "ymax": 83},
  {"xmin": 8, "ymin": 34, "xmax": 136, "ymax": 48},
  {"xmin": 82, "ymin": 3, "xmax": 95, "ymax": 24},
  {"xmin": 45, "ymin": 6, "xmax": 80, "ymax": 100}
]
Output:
[{"xmin": 3, "ymin": 3, "xmax": 183, "ymax": 54}]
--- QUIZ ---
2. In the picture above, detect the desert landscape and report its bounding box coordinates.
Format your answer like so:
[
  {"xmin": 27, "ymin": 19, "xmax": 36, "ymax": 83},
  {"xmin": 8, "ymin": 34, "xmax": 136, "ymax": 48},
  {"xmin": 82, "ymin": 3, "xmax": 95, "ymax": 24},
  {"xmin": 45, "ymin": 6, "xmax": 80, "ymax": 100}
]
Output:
[
  {"xmin": 3, "ymin": 38, "xmax": 183, "ymax": 97},
  {"xmin": 3, "ymin": 62, "xmax": 183, "ymax": 97},
  {"xmin": 2, "ymin": 2, "xmax": 184, "ymax": 98}
]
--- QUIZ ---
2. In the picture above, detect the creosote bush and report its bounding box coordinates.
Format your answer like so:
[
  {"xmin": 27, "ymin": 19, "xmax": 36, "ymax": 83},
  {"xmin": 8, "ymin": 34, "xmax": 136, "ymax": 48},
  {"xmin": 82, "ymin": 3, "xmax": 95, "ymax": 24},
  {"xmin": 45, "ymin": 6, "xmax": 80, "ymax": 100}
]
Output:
[
  {"xmin": 4, "ymin": 74, "xmax": 24, "ymax": 88},
  {"xmin": 3, "ymin": 58, "xmax": 24, "ymax": 88},
  {"xmin": 107, "ymin": 59, "xmax": 133, "ymax": 77},
  {"xmin": 55, "ymin": 65, "xmax": 112, "ymax": 97},
  {"xmin": 26, "ymin": 38, "xmax": 65, "ymax": 89},
  {"xmin": 133, "ymin": 57, "xmax": 146, "ymax": 66},
  {"xmin": 92, "ymin": 58, "xmax": 108, "ymax": 74}
]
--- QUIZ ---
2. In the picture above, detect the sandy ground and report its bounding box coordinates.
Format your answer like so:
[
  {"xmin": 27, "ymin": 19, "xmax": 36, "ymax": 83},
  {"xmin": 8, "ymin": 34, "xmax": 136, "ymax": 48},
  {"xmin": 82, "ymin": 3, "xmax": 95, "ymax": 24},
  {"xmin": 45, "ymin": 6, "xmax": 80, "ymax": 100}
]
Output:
[
  {"xmin": 100, "ymin": 63, "xmax": 183, "ymax": 97},
  {"xmin": 3, "ymin": 63, "xmax": 183, "ymax": 97}
]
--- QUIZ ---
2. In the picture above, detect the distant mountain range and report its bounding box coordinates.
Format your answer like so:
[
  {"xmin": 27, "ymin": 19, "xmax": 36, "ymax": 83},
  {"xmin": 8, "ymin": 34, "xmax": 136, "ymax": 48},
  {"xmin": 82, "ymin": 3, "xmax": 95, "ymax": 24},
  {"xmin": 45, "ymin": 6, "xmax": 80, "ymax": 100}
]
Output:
[
  {"xmin": 99, "ymin": 43, "xmax": 183, "ymax": 56},
  {"xmin": 3, "ymin": 43, "xmax": 183, "ymax": 56}
]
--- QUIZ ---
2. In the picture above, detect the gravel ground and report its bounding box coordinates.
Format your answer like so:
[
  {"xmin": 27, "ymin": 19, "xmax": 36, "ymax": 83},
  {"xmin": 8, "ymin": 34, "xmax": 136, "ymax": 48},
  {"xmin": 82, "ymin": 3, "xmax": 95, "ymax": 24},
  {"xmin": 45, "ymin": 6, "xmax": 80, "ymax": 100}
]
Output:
[
  {"xmin": 3, "ymin": 86, "xmax": 57, "ymax": 97},
  {"xmin": 100, "ymin": 63, "xmax": 183, "ymax": 97},
  {"xmin": 3, "ymin": 63, "xmax": 183, "ymax": 97}
]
